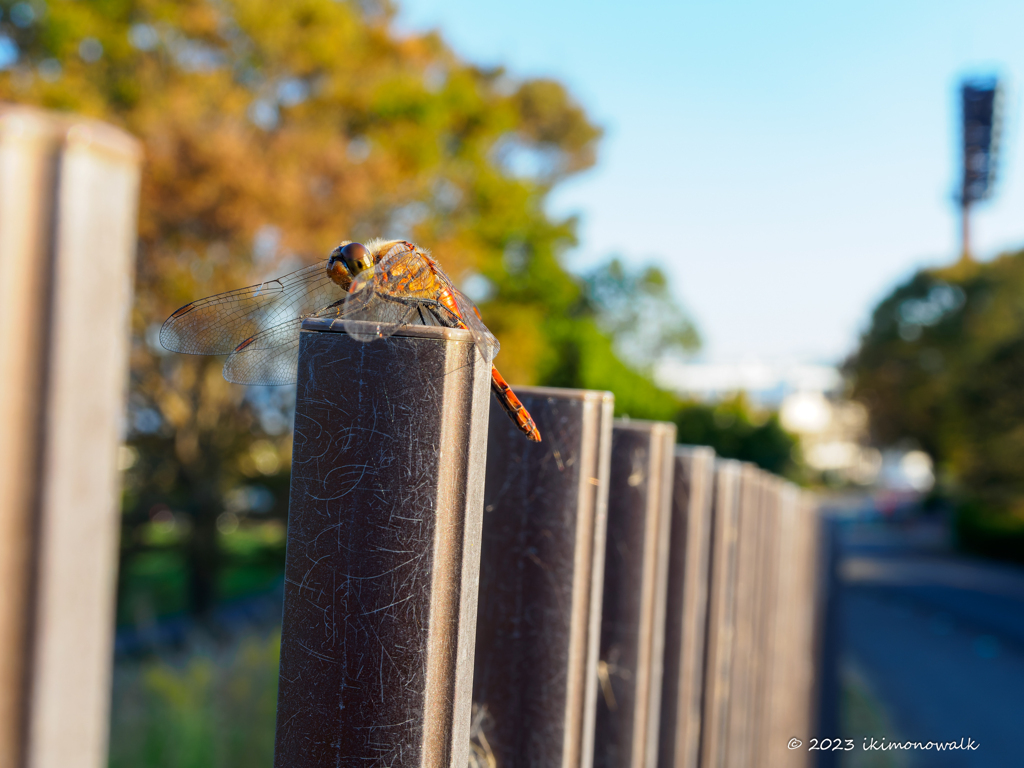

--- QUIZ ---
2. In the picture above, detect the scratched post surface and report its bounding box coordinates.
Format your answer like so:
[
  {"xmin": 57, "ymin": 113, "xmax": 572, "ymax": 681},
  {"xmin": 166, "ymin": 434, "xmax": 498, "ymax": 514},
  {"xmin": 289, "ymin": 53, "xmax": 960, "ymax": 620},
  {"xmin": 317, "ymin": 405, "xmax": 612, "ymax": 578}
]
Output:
[
  {"xmin": 656, "ymin": 447, "xmax": 716, "ymax": 768},
  {"xmin": 593, "ymin": 420, "xmax": 676, "ymax": 768},
  {"xmin": 274, "ymin": 320, "xmax": 491, "ymax": 768},
  {"xmin": 472, "ymin": 387, "xmax": 614, "ymax": 768}
]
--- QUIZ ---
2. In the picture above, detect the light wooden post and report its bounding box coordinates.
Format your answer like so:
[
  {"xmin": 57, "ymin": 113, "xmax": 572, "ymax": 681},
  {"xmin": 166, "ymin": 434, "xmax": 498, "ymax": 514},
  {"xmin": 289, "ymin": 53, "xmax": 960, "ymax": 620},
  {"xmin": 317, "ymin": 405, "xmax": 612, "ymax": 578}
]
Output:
[{"xmin": 0, "ymin": 105, "xmax": 141, "ymax": 768}]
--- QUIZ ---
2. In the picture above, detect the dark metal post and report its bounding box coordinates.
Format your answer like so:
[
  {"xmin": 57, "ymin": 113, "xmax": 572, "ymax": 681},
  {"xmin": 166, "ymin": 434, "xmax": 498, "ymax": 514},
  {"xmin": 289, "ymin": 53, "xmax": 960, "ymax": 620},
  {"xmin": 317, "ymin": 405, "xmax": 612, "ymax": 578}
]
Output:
[
  {"xmin": 471, "ymin": 387, "xmax": 614, "ymax": 768},
  {"xmin": 699, "ymin": 460, "xmax": 742, "ymax": 768},
  {"xmin": 764, "ymin": 484, "xmax": 817, "ymax": 768},
  {"xmin": 793, "ymin": 493, "xmax": 821, "ymax": 763},
  {"xmin": 274, "ymin": 320, "xmax": 491, "ymax": 768},
  {"xmin": 811, "ymin": 508, "xmax": 842, "ymax": 768},
  {"xmin": 750, "ymin": 477, "xmax": 782, "ymax": 768},
  {"xmin": 657, "ymin": 447, "xmax": 716, "ymax": 768},
  {"xmin": 593, "ymin": 419, "xmax": 676, "ymax": 768},
  {"xmin": 724, "ymin": 464, "xmax": 766, "ymax": 768}
]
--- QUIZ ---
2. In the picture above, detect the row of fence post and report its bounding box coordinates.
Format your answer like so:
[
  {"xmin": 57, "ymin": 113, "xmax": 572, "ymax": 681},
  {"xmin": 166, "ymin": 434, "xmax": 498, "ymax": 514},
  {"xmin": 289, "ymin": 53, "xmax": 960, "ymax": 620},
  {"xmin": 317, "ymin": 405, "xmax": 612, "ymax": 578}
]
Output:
[
  {"xmin": 0, "ymin": 105, "xmax": 821, "ymax": 768},
  {"xmin": 275, "ymin": 322, "xmax": 823, "ymax": 768}
]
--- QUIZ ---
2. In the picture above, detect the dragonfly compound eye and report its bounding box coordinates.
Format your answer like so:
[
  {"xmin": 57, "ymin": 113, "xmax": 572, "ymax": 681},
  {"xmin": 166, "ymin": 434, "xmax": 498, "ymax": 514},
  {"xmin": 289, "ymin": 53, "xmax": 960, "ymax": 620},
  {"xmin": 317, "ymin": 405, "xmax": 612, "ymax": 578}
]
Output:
[
  {"xmin": 340, "ymin": 242, "xmax": 374, "ymax": 275},
  {"xmin": 326, "ymin": 251, "xmax": 353, "ymax": 286}
]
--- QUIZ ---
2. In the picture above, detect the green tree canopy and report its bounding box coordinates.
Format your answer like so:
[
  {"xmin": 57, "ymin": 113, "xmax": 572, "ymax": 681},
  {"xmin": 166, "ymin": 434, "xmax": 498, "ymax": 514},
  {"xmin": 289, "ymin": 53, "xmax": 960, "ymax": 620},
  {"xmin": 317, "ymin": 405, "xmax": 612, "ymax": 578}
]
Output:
[
  {"xmin": 846, "ymin": 248, "xmax": 1024, "ymax": 496},
  {"xmin": 582, "ymin": 258, "xmax": 701, "ymax": 372}
]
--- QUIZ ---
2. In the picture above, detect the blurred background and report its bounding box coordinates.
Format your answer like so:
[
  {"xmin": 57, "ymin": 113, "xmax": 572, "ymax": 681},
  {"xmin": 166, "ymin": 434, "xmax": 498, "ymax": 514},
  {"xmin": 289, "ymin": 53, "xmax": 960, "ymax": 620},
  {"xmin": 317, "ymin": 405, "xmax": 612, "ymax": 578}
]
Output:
[{"xmin": 3, "ymin": 0, "xmax": 1024, "ymax": 765}]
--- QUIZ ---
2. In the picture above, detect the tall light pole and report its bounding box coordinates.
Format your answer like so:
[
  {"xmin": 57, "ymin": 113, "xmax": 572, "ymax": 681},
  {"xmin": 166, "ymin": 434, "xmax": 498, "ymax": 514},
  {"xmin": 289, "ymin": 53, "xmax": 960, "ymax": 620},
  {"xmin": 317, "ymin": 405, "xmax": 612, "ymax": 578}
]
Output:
[{"xmin": 957, "ymin": 78, "xmax": 1002, "ymax": 262}]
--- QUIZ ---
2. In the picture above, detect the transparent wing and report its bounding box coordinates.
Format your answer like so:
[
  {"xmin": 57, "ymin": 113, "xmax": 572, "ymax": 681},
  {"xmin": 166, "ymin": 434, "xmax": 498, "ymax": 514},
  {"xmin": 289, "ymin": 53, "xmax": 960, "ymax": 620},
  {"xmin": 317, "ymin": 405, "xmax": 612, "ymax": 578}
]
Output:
[
  {"xmin": 160, "ymin": 260, "xmax": 343, "ymax": 355},
  {"xmin": 451, "ymin": 287, "xmax": 499, "ymax": 364},
  {"xmin": 221, "ymin": 319, "xmax": 308, "ymax": 386},
  {"xmin": 342, "ymin": 272, "xmax": 424, "ymax": 343}
]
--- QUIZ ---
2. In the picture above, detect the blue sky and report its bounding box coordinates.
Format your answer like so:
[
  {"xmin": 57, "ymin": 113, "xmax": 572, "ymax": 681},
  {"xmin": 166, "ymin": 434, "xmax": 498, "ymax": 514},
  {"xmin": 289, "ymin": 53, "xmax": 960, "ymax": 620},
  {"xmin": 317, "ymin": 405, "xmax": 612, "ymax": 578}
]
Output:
[{"xmin": 396, "ymin": 0, "xmax": 1024, "ymax": 365}]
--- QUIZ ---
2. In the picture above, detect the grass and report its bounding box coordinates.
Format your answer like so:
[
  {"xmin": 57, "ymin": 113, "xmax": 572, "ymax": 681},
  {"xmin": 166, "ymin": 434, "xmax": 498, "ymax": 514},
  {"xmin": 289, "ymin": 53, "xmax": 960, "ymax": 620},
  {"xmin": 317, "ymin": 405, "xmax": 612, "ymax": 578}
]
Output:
[
  {"xmin": 840, "ymin": 663, "xmax": 906, "ymax": 768},
  {"xmin": 108, "ymin": 631, "xmax": 281, "ymax": 768},
  {"xmin": 117, "ymin": 527, "xmax": 287, "ymax": 626},
  {"xmin": 955, "ymin": 496, "xmax": 1024, "ymax": 565}
]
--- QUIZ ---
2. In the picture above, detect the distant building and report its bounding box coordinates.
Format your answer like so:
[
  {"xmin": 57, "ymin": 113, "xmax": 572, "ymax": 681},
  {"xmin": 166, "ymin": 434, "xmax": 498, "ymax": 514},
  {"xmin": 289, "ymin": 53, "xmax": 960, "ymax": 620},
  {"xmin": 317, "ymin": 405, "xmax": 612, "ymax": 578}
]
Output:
[
  {"xmin": 655, "ymin": 359, "xmax": 929, "ymax": 488},
  {"xmin": 653, "ymin": 359, "xmax": 841, "ymax": 408}
]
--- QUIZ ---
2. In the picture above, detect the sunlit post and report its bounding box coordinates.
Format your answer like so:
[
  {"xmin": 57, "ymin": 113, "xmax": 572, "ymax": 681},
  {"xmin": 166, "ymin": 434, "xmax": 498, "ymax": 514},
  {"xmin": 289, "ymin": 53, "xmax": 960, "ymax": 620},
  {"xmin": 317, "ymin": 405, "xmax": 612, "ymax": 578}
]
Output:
[
  {"xmin": 593, "ymin": 419, "xmax": 676, "ymax": 768},
  {"xmin": 0, "ymin": 105, "xmax": 141, "ymax": 768},
  {"xmin": 750, "ymin": 476, "xmax": 783, "ymax": 768},
  {"xmin": 656, "ymin": 447, "xmax": 716, "ymax": 768},
  {"xmin": 762, "ymin": 484, "xmax": 821, "ymax": 768},
  {"xmin": 724, "ymin": 464, "xmax": 766, "ymax": 767},
  {"xmin": 698, "ymin": 460, "xmax": 742, "ymax": 768},
  {"xmin": 273, "ymin": 319, "xmax": 491, "ymax": 768},
  {"xmin": 793, "ymin": 492, "xmax": 822, "ymax": 764},
  {"xmin": 472, "ymin": 387, "xmax": 614, "ymax": 768}
]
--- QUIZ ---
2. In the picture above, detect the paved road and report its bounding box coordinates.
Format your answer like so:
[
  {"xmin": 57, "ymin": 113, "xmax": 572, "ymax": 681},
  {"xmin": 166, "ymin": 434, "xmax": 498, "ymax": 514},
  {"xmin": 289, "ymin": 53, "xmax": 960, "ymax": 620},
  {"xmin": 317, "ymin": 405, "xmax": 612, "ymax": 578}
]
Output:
[{"xmin": 832, "ymin": 513, "xmax": 1024, "ymax": 768}]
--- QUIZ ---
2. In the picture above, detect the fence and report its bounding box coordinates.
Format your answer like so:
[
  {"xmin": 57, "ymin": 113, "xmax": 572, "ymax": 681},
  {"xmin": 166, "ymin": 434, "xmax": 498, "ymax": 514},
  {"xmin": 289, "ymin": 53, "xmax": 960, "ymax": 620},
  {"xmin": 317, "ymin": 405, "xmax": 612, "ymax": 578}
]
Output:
[
  {"xmin": 0, "ymin": 107, "xmax": 823, "ymax": 768},
  {"xmin": 275, "ymin": 321, "xmax": 823, "ymax": 768}
]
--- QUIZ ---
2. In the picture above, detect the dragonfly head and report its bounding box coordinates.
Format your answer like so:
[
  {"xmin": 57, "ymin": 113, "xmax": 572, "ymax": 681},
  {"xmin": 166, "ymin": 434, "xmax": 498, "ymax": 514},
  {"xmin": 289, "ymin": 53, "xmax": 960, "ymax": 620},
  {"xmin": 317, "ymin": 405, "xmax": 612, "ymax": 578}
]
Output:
[{"xmin": 327, "ymin": 241, "xmax": 375, "ymax": 286}]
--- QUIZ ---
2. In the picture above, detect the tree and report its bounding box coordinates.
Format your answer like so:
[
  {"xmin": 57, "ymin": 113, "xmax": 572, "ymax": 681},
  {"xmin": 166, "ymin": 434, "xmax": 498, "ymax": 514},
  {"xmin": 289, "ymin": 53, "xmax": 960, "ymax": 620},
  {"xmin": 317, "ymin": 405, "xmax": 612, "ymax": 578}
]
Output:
[
  {"xmin": 582, "ymin": 258, "xmax": 701, "ymax": 373},
  {"xmin": 1, "ymin": 0, "xmax": 604, "ymax": 619},
  {"xmin": 846, "ymin": 250, "xmax": 1024, "ymax": 485},
  {"xmin": 673, "ymin": 396, "xmax": 797, "ymax": 478},
  {"xmin": 1, "ymin": 0, "xmax": 796, "ymax": 618}
]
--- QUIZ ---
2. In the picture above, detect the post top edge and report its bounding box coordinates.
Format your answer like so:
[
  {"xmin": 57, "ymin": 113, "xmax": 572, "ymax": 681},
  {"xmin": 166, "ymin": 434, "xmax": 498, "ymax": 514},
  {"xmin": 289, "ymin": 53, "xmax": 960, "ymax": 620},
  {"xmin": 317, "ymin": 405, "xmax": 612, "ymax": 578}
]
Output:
[
  {"xmin": 612, "ymin": 417, "xmax": 677, "ymax": 434},
  {"xmin": 511, "ymin": 385, "xmax": 615, "ymax": 403},
  {"xmin": 676, "ymin": 445, "xmax": 716, "ymax": 460},
  {"xmin": 0, "ymin": 103, "xmax": 142, "ymax": 161},
  {"xmin": 301, "ymin": 317, "xmax": 475, "ymax": 342}
]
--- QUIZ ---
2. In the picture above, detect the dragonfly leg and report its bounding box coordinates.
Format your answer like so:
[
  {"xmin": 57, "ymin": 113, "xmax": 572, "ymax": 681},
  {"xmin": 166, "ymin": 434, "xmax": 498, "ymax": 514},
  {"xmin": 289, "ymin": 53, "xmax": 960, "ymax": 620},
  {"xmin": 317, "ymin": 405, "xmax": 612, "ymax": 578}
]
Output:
[
  {"xmin": 367, "ymin": 294, "xmax": 460, "ymax": 328},
  {"xmin": 406, "ymin": 297, "xmax": 460, "ymax": 328}
]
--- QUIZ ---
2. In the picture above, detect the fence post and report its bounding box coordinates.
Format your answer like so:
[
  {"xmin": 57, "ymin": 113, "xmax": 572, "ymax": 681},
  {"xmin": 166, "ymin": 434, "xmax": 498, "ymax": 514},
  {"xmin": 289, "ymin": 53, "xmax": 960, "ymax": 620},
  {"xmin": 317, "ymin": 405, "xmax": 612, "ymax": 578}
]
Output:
[
  {"xmin": 593, "ymin": 419, "xmax": 676, "ymax": 768},
  {"xmin": 750, "ymin": 476, "xmax": 783, "ymax": 768},
  {"xmin": 471, "ymin": 387, "xmax": 614, "ymax": 768},
  {"xmin": 792, "ymin": 493, "xmax": 821, "ymax": 766},
  {"xmin": 763, "ymin": 484, "xmax": 817, "ymax": 768},
  {"xmin": 699, "ymin": 460, "xmax": 742, "ymax": 768},
  {"xmin": 723, "ymin": 464, "xmax": 766, "ymax": 768},
  {"xmin": 656, "ymin": 447, "xmax": 716, "ymax": 768},
  {"xmin": 273, "ymin": 319, "xmax": 491, "ymax": 768},
  {"xmin": 0, "ymin": 105, "xmax": 141, "ymax": 768}
]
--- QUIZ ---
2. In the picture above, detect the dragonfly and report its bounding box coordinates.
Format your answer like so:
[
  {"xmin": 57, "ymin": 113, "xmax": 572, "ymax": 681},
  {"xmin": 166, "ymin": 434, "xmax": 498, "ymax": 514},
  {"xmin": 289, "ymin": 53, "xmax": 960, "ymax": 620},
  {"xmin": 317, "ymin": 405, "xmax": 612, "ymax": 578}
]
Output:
[{"xmin": 160, "ymin": 238, "xmax": 542, "ymax": 442}]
